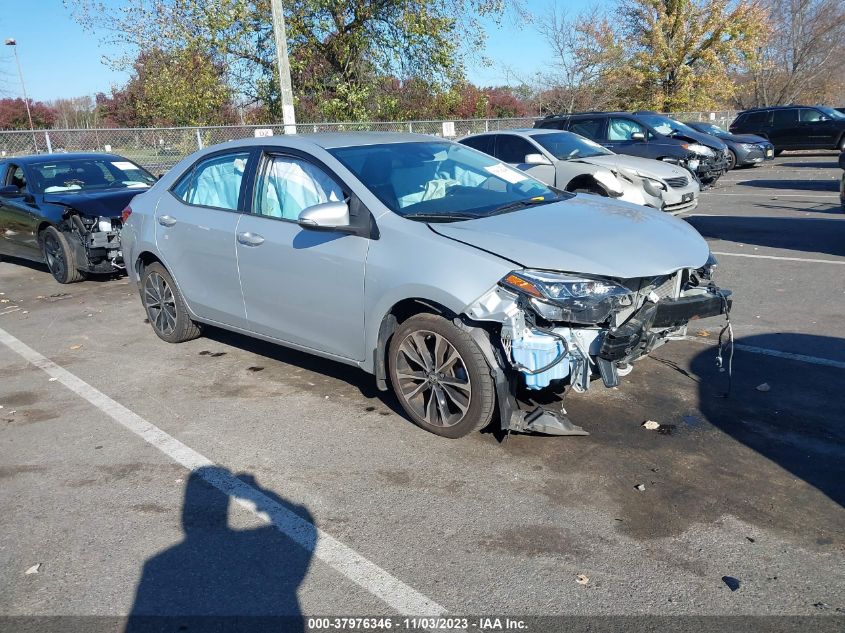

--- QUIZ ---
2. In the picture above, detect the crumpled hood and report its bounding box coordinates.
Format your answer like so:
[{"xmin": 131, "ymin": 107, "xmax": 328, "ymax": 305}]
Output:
[
  {"xmin": 42, "ymin": 189, "xmax": 142, "ymax": 218},
  {"xmin": 572, "ymin": 154, "xmax": 690, "ymax": 181},
  {"xmin": 430, "ymin": 196, "xmax": 710, "ymax": 278},
  {"xmin": 671, "ymin": 128, "xmax": 728, "ymax": 151}
]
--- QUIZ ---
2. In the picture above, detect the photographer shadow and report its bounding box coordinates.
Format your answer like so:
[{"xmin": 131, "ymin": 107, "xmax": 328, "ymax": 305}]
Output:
[{"xmin": 126, "ymin": 466, "xmax": 315, "ymax": 633}]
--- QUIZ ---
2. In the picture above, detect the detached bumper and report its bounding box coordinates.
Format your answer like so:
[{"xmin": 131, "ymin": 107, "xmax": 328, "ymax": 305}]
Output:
[{"xmin": 652, "ymin": 292, "xmax": 731, "ymax": 327}]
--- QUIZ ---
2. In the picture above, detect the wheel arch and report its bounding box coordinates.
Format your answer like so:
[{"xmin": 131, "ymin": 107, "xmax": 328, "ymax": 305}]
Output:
[{"xmin": 564, "ymin": 174, "xmax": 608, "ymax": 195}]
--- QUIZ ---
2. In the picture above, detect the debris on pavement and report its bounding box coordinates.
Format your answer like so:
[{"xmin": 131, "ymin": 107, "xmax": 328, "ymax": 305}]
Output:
[
  {"xmin": 722, "ymin": 576, "xmax": 741, "ymax": 591},
  {"xmin": 756, "ymin": 383, "xmax": 771, "ymax": 392},
  {"xmin": 25, "ymin": 564, "xmax": 41, "ymax": 575},
  {"xmin": 69, "ymin": 344, "xmax": 83, "ymax": 350},
  {"xmin": 642, "ymin": 420, "xmax": 660, "ymax": 430},
  {"xmin": 634, "ymin": 484, "xmax": 645, "ymax": 491},
  {"xmin": 576, "ymin": 574, "xmax": 589, "ymax": 585}
]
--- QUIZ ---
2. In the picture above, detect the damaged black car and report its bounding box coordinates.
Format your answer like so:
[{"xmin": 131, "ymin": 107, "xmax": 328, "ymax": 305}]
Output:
[{"xmin": 0, "ymin": 153, "xmax": 156, "ymax": 283}]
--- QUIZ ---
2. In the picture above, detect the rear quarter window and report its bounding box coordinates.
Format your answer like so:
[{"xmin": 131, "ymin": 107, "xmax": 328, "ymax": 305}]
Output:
[
  {"xmin": 772, "ymin": 109, "xmax": 798, "ymax": 127},
  {"xmin": 459, "ymin": 135, "xmax": 495, "ymax": 156}
]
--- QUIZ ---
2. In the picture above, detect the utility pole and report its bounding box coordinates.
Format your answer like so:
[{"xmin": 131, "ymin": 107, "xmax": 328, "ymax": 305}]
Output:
[
  {"xmin": 4, "ymin": 38, "xmax": 38, "ymax": 152},
  {"xmin": 270, "ymin": 0, "xmax": 296, "ymax": 135}
]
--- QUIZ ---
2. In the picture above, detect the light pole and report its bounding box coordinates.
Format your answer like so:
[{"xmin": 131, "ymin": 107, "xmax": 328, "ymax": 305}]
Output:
[
  {"xmin": 270, "ymin": 0, "xmax": 296, "ymax": 135},
  {"xmin": 4, "ymin": 38, "xmax": 39, "ymax": 152}
]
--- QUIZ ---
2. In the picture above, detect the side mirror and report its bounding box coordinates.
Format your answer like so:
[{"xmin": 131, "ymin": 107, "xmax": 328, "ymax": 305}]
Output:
[
  {"xmin": 524, "ymin": 153, "xmax": 552, "ymax": 165},
  {"xmin": 0, "ymin": 185, "xmax": 22, "ymax": 197},
  {"xmin": 630, "ymin": 132, "xmax": 645, "ymax": 141},
  {"xmin": 298, "ymin": 200, "xmax": 351, "ymax": 231}
]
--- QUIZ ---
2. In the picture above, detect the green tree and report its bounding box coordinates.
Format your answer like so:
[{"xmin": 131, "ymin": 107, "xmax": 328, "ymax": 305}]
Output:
[
  {"xmin": 67, "ymin": 0, "xmax": 511, "ymax": 122},
  {"xmin": 618, "ymin": 0, "xmax": 766, "ymax": 110}
]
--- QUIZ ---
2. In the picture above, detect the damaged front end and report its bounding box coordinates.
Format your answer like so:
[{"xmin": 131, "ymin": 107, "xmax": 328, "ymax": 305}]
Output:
[
  {"xmin": 55, "ymin": 209, "xmax": 124, "ymax": 273},
  {"xmin": 465, "ymin": 257, "xmax": 730, "ymax": 435}
]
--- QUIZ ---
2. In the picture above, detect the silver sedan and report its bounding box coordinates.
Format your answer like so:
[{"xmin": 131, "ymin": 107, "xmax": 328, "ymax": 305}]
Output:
[
  {"xmin": 122, "ymin": 133, "xmax": 729, "ymax": 438},
  {"xmin": 460, "ymin": 129, "xmax": 700, "ymax": 214}
]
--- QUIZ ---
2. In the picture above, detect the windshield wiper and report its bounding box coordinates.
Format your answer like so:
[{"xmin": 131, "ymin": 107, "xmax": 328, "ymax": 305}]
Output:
[
  {"xmin": 402, "ymin": 212, "xmax": 481, "ymax": 222},
  {"xmin": 487, "ymin": 197, "xmax": 558, "ymax": 217}
]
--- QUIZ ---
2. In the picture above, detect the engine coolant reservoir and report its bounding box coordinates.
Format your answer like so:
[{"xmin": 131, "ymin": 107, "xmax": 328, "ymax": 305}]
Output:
[{"xmin": 511, "ymin": 329, "xmax": 570, "ymax": 390}]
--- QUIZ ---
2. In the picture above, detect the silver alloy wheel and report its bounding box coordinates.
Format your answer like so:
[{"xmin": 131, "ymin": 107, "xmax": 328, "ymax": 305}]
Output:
[
  {"xmin": 143, "ymin": 272, "xmax": 177, "ymax": 336},
  {"xmin": 395, "ymin": 329, "xmax": 472, "ymax": 427}
]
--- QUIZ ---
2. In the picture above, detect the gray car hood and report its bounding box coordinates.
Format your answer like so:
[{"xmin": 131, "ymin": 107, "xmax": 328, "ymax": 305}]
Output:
[
  {"xmin": 572, "ymin": 154, "xmax": 690, "ymax": 181},
  {"xmin": 430, "ymin": 196, "xmax": 710, "ymax": 278}
]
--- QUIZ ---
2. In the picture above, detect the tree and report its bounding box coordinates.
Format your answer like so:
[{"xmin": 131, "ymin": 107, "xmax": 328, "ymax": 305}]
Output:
[
  {"xmin": 0, "ymin": 98, "xmax": 57, "ymax": 130},
  {"xmin": 66, "ymin": 0, "xmax": 512, "ymax": 122},
  {"xmin": 737, "ymin": 0, "xmax": 845, "ymax": 107},
  {"xmin": 618, "ymin": 0, "xmax": 767, "ymax": 111},
  {"xmin": 50, "ymin": 95, "xmax": 99, "ymax": 129}
]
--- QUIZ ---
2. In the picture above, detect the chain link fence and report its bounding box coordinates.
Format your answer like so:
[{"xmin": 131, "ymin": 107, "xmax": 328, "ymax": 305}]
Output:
[{"xmin": 0, "ymin": 112, "xmax": 738, "ymax": 173}]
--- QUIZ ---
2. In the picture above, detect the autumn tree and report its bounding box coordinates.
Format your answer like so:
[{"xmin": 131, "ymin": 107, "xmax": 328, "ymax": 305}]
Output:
[
  {"xmin": 67, "ymin": 0, "xmax": 512, "ymax": 122},
  {"xmin": 618, "ymin": 0, "xmax": 767, "ymax": 111},
  {"xmin": 0, "ymin": 98, "xmax": 57, "ymax": 130}
]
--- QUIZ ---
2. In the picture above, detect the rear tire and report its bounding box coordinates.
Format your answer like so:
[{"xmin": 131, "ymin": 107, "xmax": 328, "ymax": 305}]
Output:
[
  {"xmin": 388, "ymin": 313, "xmax": 495, "ymax": 438},
  {"xmin": 40, "ymin": 226, "xmax": 86, "ymax": 284},
  {"xmin": 140, "ymin": 262, "xmax": 201, "ymax": 343}
]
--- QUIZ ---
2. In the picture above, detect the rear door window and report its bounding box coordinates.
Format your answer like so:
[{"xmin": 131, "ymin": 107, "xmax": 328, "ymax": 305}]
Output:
[
  {"xmin": 772, "ymin": 109, "xmax": 798, "ymax": 127},
  {"xmin": 460, "ymin": 135, "xmax": 495, "ymax": 156},
  {"xmin": 568, "ymin": 118, "xmax": 606, "ymax": 140},
  {"xmin": 172, "ymin": 152, "xmax": 251, "ymax": 211},
  {"xmin": 744, "ymin": 111, "xmax": 770, "ymax": 126}
]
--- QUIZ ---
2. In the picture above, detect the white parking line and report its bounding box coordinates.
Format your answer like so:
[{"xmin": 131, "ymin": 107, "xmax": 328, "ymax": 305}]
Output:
[
  {"xmin": 0, "ymin": 325, "xmax": 446, "ymax": 618},
  {"xmin": 704, "ymin": 193, "xmax": 838, "ymax": 198},
  {"xmin": 685, "ymin": 336, "xmax": 845, "ymax": 369},
  {"xmin": 711, "ymin": 251, "xmax": 845, "ymax": 265}
]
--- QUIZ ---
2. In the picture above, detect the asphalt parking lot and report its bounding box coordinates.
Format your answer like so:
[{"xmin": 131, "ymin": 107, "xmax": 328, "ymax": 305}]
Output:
[{"xmin": 0, "ymin": 153, "xmax": 843, "ymax": 631}]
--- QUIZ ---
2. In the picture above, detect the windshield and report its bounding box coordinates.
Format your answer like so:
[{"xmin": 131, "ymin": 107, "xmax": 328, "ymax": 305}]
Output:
[
  {"xmin": 817, "ymin": 106, "xmax": 845, "ymax": 120},
  {"xmin": 532, "ymin": 132, "xmax": 612, "ymax": 160},
  {"xmin": 28, "ymin": 158, "xmax": 156, "ymax": 194},
  {"xmin": 692, "ymin": 123, "xmax": 729, "ymax": 137},
  {"xmin": 329, "ymin": 141, "xmax": 563, "ymax": 221},
  {"xmin": 637, "ymin": 114, "xmax": 700, "ymax": 137}
]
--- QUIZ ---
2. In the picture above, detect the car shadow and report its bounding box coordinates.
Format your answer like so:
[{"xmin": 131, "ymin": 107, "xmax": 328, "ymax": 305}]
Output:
[
  {"xmin": 0, "ymin": 254, "xmax": 125, "ymax": 283},
  {"xmin": 690, "ymin": 334, "xmax": 845, "ymax": 509},
  {"xmin": 685, "ymin": 215, "xmax": 845, "ymax": 257},
  {"xmin": 202, "ymin": 325, "xmax": 405, "ymax": 417},
  {"xmin": 737, "ymin": 178, "xmax": 839, "ymax": 192},
  {"xmin": 125, "ymin": 466, "xmax": 314, "ymax": 632},
  {"xmin": 779, "ymin": 161, "xmax": 841, "ymax": 169}
]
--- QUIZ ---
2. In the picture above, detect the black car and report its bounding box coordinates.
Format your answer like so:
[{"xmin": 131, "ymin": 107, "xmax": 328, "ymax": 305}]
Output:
[
  {"xmin": 684, "ymin": 121, "xmax": 775, "ymax": 169},
  {"xmin": 729, "ymin": 105, "xmax": 845, "ymax": 152},
  {"xmin": 0, "ymin": 153, "xmax": 157, "ymax": 283},
  {"xmin": 536, "ymin": 110, "xmax": 730, "ymax": 186},
  {"xmin": 840, "ymin": 149, "xmax": 845, "ymax": 212}
]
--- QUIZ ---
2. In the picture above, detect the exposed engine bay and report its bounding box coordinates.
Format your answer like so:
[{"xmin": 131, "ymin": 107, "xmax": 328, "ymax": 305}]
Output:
[
  {"xmin": 56, "ymin": 208, "xmax": 124, "ymax": 273},
  {"xmin": 465, "ymin": 258, "xmax": 731, "ymax": 435}
]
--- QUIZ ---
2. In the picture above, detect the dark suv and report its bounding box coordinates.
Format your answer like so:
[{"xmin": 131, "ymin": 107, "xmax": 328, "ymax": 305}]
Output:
[
  {"xmin": 729, "ymin": 106, "xmax": 845, "ymax": 152},
  {"xmin": 536, "ymin": 111, "xmax": 730, "ymax": 186}
]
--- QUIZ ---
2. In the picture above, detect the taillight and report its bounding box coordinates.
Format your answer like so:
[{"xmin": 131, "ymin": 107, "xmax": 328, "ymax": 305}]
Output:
[{"xmin": 121, "ymin": 206, "xmax": 132, "ymax": 223}]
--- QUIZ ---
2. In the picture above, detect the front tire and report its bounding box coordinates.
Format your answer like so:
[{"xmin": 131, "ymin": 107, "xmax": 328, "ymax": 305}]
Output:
[
  {"xmin": 140, "ymin": 262, "xmax": 201, "ymax": 343},
  {"xmin": 388, "ymin": 314, "xmax": 495, "ymax": 438},
  {"xmin": 40, "ymin": 226, "xmax": 86, "ymax": 284},
  {"xmin": 726, "ymin": 149, "xmax": 737, "ymax": 170}
]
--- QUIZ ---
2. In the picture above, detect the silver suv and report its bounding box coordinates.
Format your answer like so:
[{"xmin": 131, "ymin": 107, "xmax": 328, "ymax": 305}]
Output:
[{"xmin": 122, "ymin": 133, "xmax": 731, "ymax": 438}]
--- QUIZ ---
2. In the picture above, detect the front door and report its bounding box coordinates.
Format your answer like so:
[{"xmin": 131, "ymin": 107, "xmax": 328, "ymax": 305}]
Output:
[
  {"xmin": 155, "ymin": 150, "xmax": 252, "ymax": 327},
  {"xmin": 605, "ymin": 118, "xmax": 652, "ymax": 159},
  {"xmin": 236, "ymin": 152, "xmax": 368, "ymax": 361},
  {"xmin": 0, "ymin": 164, "xmax": 40, "ymax": 260}
]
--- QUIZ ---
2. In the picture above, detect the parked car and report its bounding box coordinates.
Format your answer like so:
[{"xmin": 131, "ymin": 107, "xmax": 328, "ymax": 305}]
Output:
[
  {"xmin": 836, "ymin": 108, "xmax": 845, "ymax": 115},
  {"xmin": 840, "ymin": 149, "xmax": 845, "ymax": 212},
  {"xmin": 683, "ymin": 121, "xmax": 774, "ymax": 169},
  {"xmin": 123, "ymin": 133, "xmax": 731, "ymax": 439},
  {"xmin": 535, "ymin": 111, "xmax": 730, "ymax": 187},
  {"xmin": 0, "ymin": 153, "xmax": 156, "ymax": 283},
  {"xmin": 729, "ymin": 105, "xmax": 845, "ymax": 152},
  {"xmin": 459, "ymin": 129, "xmax": 699, "ymax": 214}
]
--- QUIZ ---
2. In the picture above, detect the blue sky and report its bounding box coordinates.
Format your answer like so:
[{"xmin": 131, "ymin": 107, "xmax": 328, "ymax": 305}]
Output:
[{"xmin": 0, "ymin": 0, "xmax": 599, "ymax": 103}]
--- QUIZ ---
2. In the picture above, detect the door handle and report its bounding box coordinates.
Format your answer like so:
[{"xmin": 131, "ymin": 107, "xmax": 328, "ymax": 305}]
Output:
[
  {"xmin": 158, "ymin": 215, "xmax": 177, "ymax": 227},
  {"xmin": 237, "ymin": 231, "xmax": 265, "ymax": 246}
]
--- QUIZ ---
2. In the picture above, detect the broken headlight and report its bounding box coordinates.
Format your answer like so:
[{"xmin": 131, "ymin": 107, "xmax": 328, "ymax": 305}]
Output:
[{"xmin": 500, "ymin": 270, "xmax": 634, "ymax": 324}]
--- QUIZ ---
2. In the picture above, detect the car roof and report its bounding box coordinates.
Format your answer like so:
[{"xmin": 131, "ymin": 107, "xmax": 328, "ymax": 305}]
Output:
[
  {"xmin": 463, "ymin": 128, "xmax": 566, "ymax": 138},
  {"xmin": 0, "ymin": 152, "xmax": 131, "ymax": 166},
  {"xmin": 201, "ymin": 132, "xmax": 440, "ymax": 153}
]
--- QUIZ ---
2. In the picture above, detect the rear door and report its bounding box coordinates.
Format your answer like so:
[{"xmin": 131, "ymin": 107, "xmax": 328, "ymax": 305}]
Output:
[
  {"xmin": 770, "ymin": 108, "xmax": 799, "ymax": 148},
  {"xmin": 235, "ymin": 151, "xmax": 368, "ymax": 360},
  {"xmin": 567, "ymin": 117, "xmax": 607, "ymax": 144},
  {"xmin": 155, "ymin": 150, "xmax": 253, "ymax": 327},
  {"xmin": 0, "ymin": 164, "xmax": 41, "ymax": 260}
]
